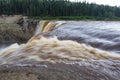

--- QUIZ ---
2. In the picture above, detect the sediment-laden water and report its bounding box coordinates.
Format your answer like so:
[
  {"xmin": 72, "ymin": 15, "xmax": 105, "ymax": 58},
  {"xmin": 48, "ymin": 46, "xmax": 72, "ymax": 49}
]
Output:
[
  {"xmin": 1, "ymin": 20, "xmax": 120, "ymax": 54},
  {"xmin": 45, "ymin": 21, "xmax": 120, "ymax": 54},
  {"xmin": 0, "ymin": 20, "xmax": 120, "ymax": 62},
  {"xmin": 0, "ymin": 20, "xmax": 120, "ymax": 80}
]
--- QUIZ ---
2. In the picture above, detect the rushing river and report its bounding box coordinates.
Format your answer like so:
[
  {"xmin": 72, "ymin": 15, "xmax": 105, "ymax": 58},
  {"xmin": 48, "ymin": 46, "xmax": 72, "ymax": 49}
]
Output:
[
  {"xmin": 0, "ymin": 44, "xmax": 12, "ymax": 50},
  {"xmin": 0, "ymin": 21, "xmax": 120, "ymax": 80},
  {"xmin": 0, "ymin": 21, "xmax": 120, "ymax": 54},
  {"xmin": 45, "ymin": 21, "xmax": 120, "ymax": 54}
]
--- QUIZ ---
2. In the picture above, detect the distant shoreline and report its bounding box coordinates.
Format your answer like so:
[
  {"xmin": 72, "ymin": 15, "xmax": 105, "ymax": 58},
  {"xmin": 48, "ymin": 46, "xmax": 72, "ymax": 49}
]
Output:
[{"xmin": 29, "ymin": 16, "xmax": 120, "ymax": 21}]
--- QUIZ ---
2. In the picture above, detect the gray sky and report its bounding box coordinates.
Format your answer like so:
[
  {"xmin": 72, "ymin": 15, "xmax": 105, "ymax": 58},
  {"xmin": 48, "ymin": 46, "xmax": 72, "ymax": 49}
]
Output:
[{"xmin": 70, "ymin": 0, "xmax": 120, "ymax": 6}]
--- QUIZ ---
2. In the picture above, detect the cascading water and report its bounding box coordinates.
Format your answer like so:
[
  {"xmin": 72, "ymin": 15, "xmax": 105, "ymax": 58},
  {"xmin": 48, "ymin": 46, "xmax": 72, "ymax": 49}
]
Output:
[
  {"xmin": 0, "ymin": 20, "xmax": 120, "ymax": 64},
  {"xmin": 45, "ymin": 21, "xmax": 120, "ymax": 54},
  {"xmin": 0, "ymin": 36, "xmax": 120, "ymax": 64},
  {"xmin": 34, "ymin": 20, "xmax": 50, "ymax": 35},
  {"xmin": 0, "ymin": 20, "xmax": 120, "ymax": 80},
  {"xmin": 34, "ymin": 20, "xmax": 66, "ymax": 35}
]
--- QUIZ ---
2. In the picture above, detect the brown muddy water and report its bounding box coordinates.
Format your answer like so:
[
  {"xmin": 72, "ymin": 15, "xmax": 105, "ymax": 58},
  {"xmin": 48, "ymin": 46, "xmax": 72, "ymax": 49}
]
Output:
[
  {"xmin": 0, "ymin": 21, "xmax": 120, "ymax": 80},
  {"xmin": 45, "ymin": 21, "xmax": 120, "ymax": 54},
  {"xmin": 1, "ymin": 21, "xmax": 120, "ymax": 54}
]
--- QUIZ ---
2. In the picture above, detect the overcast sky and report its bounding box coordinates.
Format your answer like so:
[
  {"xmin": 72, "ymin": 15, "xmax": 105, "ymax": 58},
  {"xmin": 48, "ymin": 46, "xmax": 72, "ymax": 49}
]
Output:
[{"xmin": 70, "ymin": 0, "xmax": 120, "ymax": 6}]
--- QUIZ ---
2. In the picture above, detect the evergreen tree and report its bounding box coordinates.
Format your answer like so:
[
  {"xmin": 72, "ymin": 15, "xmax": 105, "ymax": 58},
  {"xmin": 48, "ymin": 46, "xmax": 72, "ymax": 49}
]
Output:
[{"xmin": 0, "ymin": 0, "xmax": 120, "ymax": 18}]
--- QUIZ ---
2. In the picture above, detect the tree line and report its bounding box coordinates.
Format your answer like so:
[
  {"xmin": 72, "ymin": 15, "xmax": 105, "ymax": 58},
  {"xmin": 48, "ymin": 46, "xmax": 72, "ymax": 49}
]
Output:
[{"xmin": 0, "ymin": 0, "xmax": 120, "ymax": 18}]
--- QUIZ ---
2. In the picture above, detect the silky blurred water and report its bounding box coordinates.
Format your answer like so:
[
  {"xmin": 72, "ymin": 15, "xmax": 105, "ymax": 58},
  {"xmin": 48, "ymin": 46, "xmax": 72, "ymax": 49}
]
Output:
[
  {"xmin": 0, "ymin": 21, "xmax": 120, "ymax": 53},
  {"xmin": 0, "ymin": 44, "xmax": 11, "ymax": 50},
  {"xmin": 49, "ymin": 21, "xmax": 120, "ymax": 53}
]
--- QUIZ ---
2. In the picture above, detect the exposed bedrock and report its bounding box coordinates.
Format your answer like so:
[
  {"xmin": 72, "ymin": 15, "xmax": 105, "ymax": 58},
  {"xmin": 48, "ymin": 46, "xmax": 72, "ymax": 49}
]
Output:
[{"xmin": 0, "ymin": 15, "xmax": 39, "ymax": 44}]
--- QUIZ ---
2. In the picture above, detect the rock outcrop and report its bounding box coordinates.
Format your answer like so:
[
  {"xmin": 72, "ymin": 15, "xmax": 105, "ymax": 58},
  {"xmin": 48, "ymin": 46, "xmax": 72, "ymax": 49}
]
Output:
[{"xmin": 0, "ymin": 15, "xmax": 39, "ymax": 44}]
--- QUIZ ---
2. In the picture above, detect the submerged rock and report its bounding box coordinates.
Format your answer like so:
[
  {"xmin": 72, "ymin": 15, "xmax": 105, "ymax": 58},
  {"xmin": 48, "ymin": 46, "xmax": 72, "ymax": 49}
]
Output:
[{"xmin": 0, "ymin": 60, "xmax": 120, "ymax": 80}]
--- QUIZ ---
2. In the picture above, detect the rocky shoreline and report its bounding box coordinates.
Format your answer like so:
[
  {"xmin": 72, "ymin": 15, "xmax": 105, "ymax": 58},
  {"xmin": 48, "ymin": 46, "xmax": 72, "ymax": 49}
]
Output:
[{"xmin": 0, "ymin": 15, "xmax": 39, "ymax": 44}]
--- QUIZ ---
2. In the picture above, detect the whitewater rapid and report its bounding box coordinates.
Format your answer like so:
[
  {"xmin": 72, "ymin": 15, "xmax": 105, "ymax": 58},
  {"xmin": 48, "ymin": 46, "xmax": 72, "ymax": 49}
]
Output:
[
  {"xmin": 45, "ymin": 21, "xmax": 120, "ymax": 53},
  {"xmin": 0, "ymin": 21, "xmax": 120, "ymax": 64}
]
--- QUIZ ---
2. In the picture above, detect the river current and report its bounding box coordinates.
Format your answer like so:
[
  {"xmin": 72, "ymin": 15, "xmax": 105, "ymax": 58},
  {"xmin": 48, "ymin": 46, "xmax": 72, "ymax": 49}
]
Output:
[
  {"xmin": 0, "ymin": 21, "xmax": 120, "ymax": 54},
  {"xmin": 47, "ymin": 21, "xmax": 120, "ymax": 54}
]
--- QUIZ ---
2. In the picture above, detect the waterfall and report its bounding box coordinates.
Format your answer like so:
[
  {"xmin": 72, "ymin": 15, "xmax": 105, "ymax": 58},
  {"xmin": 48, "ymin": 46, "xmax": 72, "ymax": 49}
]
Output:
[
  {"xmin": 0, "ymin": 36, "xmax": 120, "ymax": 64},
  {"xmin": 1, "ymin": 20, "xmax": 120, "ymax": 63},
  {"xmin": 34, "ymin": 20, "xmax": 49, "ymax": 35},
  {"xmin": 34, "ymin": 20, "xmax": 66, "ymax": 35}
]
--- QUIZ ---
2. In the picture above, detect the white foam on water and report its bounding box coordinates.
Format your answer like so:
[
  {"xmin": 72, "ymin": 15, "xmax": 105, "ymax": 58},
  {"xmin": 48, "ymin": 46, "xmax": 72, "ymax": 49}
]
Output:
[
  {"xmin": 0, "ymin": 21, "xmax": 120, "ymax": 64},
  {"xmin": 0, "ymin": 36, "xmax": 120, "ymax": 64}
]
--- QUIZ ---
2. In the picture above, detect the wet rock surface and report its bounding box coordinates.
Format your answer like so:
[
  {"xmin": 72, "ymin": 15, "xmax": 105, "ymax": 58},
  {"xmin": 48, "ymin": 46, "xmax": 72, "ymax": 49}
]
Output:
[{"xmin": 0, "ymin": 60, "xmax": 120, "ymax": 80}]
